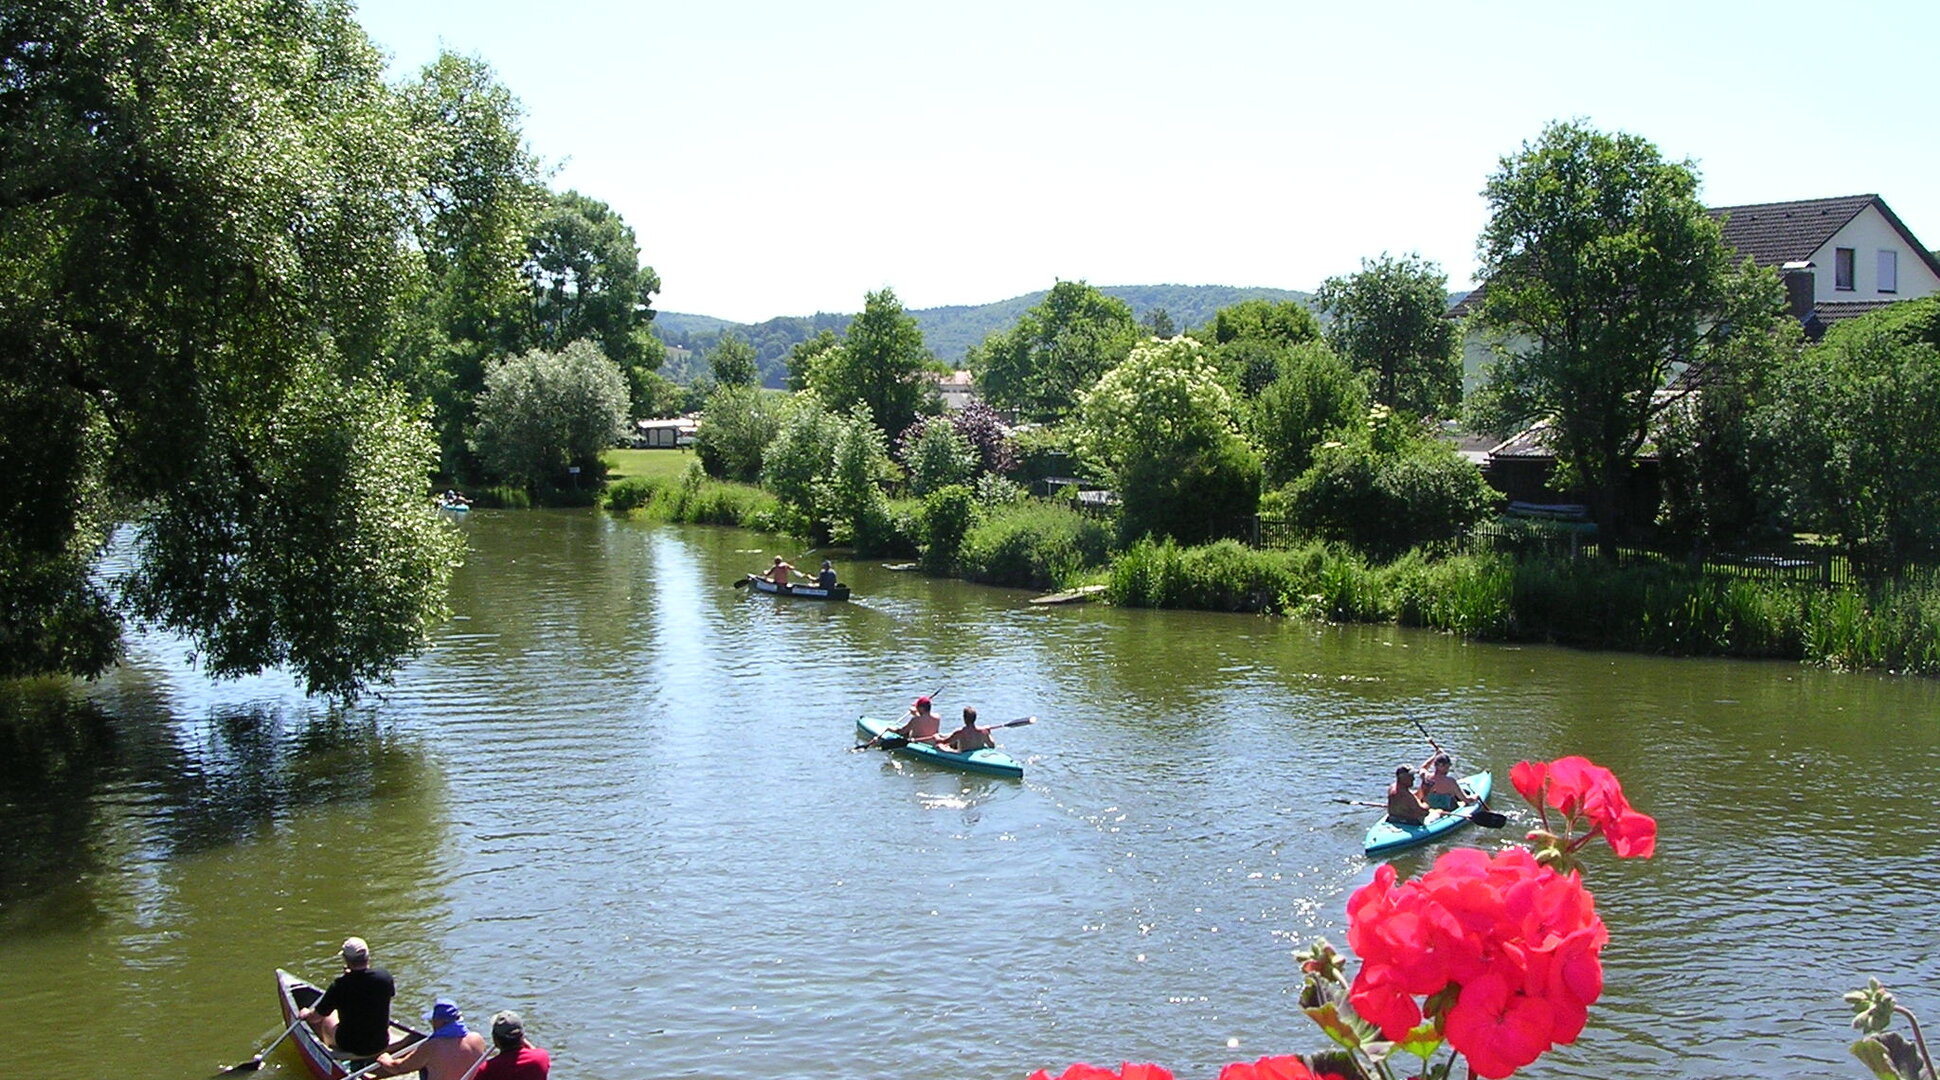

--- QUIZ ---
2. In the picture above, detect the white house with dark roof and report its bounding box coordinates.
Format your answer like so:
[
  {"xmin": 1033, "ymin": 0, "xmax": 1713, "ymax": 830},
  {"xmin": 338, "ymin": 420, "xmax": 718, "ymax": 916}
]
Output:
[{"xmin": 1710, "ymin": 194, "xmax": 1940, "ymax": 334}]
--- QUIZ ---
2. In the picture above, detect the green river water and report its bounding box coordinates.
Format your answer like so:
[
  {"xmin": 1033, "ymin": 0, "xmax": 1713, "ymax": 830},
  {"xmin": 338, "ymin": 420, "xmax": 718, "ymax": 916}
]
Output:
[{"xmin": 2, "ymin": 508, "xmax": 1937, "ymax": 1079}]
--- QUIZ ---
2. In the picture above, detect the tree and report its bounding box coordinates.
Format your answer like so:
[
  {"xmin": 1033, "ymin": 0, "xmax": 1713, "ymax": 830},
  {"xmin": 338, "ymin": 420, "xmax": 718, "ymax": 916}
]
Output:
[
  {"xmin": 708, "ymin": 332, "xmax": 759, "ymax": 388},
  {"xmin": 968, "ymin": 280, "xmax": 1140, "ymax": 421},
  {"xmin": 904, "ymin": 421, "xmax": 977, "ymax": 496},
  {"xmin": 803, "ymin": 288, "xmax": 938, "ymax": 438},
  {"xmin": 391, "ymin": 51, "xmax": 548, "ymax": 476},
  {"xmin": 1315, "ymin": 253, "xmax": 1462, "ymax": 417},
  {"xmin": 1759, "ymin": 301, "xmax": 1940, "ymax": 574},
  {"xmin": 1279, "ymin": 406, "xmax": 1495, "ymax": 560},
  {"xmin": 1250, "ymin": 341, "xmax": 1368, "ymax": 486},
  {"xmin": 0, "ymin": 0, "xmax": 462, "ymax": 695},
  {"xmin": 760, "ymin": 392, "xmax": 843, "ymax": 523},
  {"xmin": 1077, "ymin": 338, "xmax": 1260, "ymax": 543},
  {"xmin": 1470, "ymin": 119, "xmax": 1772, "ymax": 544},
  {"xmin": 521, "ymin": 189, "xmax": 665, "ymax": 412},
  {"xmin": 693, "ymin": 385, "xmax": 778, "ymax": 483},
  {"xmin": 470, "ymin": 341, "xmax": 631, "ymax": 488},
  {"xmin": 1202, "ymin": 297, "xmax": 1325, "ymax": 400},
  {"xmin": 786, "ymin": 329, "xmax": 841, "ymax": 391},
  {"xmin": 1144, "ymin": 307, "xmax": 1179, "ymax": 339}
]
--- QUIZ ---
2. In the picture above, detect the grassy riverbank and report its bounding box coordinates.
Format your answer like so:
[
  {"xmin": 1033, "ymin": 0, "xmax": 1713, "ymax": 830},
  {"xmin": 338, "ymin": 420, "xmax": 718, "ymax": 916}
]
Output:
[{"xmin": 598, "ymin": 460, "xmax": 1940, "ymax": 677}]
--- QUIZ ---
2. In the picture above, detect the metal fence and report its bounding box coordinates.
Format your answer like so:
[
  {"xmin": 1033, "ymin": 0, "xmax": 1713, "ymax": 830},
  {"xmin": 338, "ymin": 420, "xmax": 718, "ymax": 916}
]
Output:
[{"xmin": 1256, "ymin": 515, "xmax": 1857, "ymax": 589}]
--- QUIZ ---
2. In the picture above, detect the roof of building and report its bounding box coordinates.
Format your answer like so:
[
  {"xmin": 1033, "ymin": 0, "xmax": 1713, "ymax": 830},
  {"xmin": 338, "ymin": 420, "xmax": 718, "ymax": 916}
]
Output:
[{"xmin": 1449, "ymin": 194, "xmax": 1940, "ymax": 317}]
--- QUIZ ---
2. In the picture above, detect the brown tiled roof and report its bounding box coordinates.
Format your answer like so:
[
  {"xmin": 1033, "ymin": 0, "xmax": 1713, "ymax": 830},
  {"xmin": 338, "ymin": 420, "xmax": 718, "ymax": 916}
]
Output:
[
  {"xmin": 1450, "ymin": 195, "xmax": 1940, "ymax": 317},
  {"xmin": 1708, "ymin": 194, "xmax": 1875, "ymax": 266}
]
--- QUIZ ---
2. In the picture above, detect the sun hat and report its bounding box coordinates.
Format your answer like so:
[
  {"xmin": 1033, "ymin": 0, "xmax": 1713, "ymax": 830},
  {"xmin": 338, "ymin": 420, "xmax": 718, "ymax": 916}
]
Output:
[
  {"xmin": 491, "ymin": 1011, "xmax": 525, "ymax": 1044},
  {"xmin": 914, "ymin": 696, "xmax": 932, "ymax": 707},
  {"xmin": 427, "ymin": 998, "xmax": 462, "ymax": 1024},
  {"xmin": 341, "ymin": 937, "xmax": 370, "ymax": 964}
]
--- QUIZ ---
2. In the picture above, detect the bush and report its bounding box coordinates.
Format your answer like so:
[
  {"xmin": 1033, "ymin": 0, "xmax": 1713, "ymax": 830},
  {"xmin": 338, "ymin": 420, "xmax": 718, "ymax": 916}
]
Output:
[
  {"xmin": 917, "ymin": 485, "xmax": 980, "ymax": 573},
  {"xmin": 600, "ymin": 460, "xmax": 782, "ymax": 528},
  {"xmin": 958, "ymin": 500, "xmax": 1112, "ymax": 590},
  {"xmin": 1282, "ymin": 407, "xmax": 1493, "ymax": 560},
  {"xmin": 1115, "ymin": 433, "xmax": 1262, "ymax": 546}
]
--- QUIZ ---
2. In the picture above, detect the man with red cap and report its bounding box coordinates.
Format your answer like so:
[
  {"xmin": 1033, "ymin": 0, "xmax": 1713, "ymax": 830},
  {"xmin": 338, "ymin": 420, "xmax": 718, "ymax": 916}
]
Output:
[{"xmin": 864, "ymin": 695, "xmax": 942, "ymax": 748}]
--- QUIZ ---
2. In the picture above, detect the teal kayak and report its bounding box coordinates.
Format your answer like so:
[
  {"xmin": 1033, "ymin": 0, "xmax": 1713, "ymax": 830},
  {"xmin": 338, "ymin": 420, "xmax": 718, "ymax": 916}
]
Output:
[
  {"xmin": 1363, "ymin": 771, "xmax": 1494, "ymax": 857},
  {"xmin": 855, "ymin": 716, "xmax": 1024, "ymax": 779}
]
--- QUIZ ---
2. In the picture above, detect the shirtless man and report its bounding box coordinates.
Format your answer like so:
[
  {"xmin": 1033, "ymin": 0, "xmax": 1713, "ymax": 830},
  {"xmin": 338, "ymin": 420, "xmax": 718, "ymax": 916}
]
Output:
[
  {"xmin": 1417, "ymin": 752, "xmax": 1476, "ymax": 813},
  {"xmin": 866, "ymin": 695, "xmax": 942, "ymax": 748},
  {"xmin": 1386, "ymin": 765, "xmax": 1430, "ymax": 825},
  {"xmin": 938, "ymin": 706, "xmax": 996, "ymax": 752},
  {"xmin": 765, "ymin": 556, "xmax": 796, "ymax": 586},
  {"xmin": 372, "ymin": 998, "xmax": 488, "ymax": 1080}
]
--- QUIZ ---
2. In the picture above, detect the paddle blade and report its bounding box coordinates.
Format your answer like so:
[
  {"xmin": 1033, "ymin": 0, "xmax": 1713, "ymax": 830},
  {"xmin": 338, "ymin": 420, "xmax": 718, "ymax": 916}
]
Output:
[
  {"xmin": 1001, "ymin": 716, "xmax": 1037, "ymax": 728},
  {"xmin": 731, "ymin": 577, "xmax": 750, "ymax": 588},
  {"xmin": 1473, "ymin": 808, "xmax": 1508, "ymax": 829},
  {"xmin": 214, "ymin": 1057, "xmax": 265, "ymax": 1076}
]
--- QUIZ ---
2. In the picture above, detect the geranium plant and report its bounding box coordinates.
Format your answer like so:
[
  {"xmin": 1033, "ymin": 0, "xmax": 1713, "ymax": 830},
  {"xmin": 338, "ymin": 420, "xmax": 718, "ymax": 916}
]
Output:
[{"xmin": 1029, "ymin": 757, "xmax": 1656, "ymax": 1080}]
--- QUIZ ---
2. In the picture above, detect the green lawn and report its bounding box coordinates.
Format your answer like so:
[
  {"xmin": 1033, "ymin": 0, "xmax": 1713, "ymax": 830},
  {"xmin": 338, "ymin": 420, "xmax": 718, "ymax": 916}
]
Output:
[{"xmin": 604, "ymin": 447, "xmax": 697, "ymax": 483}]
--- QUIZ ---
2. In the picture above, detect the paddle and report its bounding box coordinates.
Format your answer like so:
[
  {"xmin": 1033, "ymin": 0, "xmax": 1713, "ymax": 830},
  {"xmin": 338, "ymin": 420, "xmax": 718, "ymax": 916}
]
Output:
[
  {"xmin": 216, "ymin": 1017, "xmax": 305, "ymax": 1075},
  {"xmin": 1408, "ymin": 717, "xmax": 1508, "ymax": 829}
]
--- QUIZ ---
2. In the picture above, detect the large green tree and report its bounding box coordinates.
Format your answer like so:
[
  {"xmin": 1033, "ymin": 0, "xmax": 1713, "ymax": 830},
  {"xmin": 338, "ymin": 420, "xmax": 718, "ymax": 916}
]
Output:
[
  {"xmin": 1315, "ymin": 253, "xmax": 1462, "ymax": 417},
  {"xmin": 470, "ymin": 340, "xmax": 631, "ymax": 489},
  {"xmin": 708, "ymin": 332, "xmax": 759, "ymax": 388},
  {"xmin": 1758, "ymin": 300, "xmax": 1940, "ymax": 574},
  {"xmin": 390, "ymin": 50, "xmax": 547, "ymax": 475},
  {"xmin": 1469, "ymin": 120, "xmax": 1772, "ymax": 543},
  {"xmin": 0, "ymin": 0, "xmax": 462, "ymax": 695},
  {"xmin": 803, "ymin": 288, "xmax": 938, "ymax": 438},
  {"xmin": 969, "ymin": 280, "xmax": 1139, "ymax": 421},
  {"xmin": 521, "ymin": 189, "xmax": 664, "ymax": 412}
]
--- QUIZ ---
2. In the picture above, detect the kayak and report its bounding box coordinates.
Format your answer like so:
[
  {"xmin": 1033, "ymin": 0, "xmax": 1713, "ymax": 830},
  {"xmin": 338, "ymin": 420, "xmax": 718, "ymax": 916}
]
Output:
[
  {"xmin": 856, "ymin": 715, "xmax": 1024, "ymax": 778},
  {"xmin": 1362, "ymin": 771, "xmax": 1494, "ymax": 857},
  {"xmin": 275, "ymin": 968, "xmax": 425, "ymax": 1080},
  {"xmin": 745, "ymin": 574, "xmax": 850, "ymax": 601}
]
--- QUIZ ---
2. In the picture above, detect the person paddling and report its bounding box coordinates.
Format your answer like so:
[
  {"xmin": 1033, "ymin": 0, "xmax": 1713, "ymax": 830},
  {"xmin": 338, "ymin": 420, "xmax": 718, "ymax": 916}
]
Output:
[
  {"xmin": 863, "ymin": 695, "xmax": 942, "ymax": 749},
  {"xmin": 937, "ymin": 705, "xmax": 997, "ymax": 752},
  {"xmin": 764, "ymin": 556, "xmax": 797, "ymax": 587},
  {"xmin": 1386, "ymin": 765, "xmax": 1430, "ymax": 825},
  {"xmin": 1417, "ymin": 752, "xmax": 1477, "ymax": 813}
]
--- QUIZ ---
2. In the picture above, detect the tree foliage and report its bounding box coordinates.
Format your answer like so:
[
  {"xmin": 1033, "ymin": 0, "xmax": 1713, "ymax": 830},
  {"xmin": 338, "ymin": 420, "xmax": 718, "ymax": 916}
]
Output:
[
  {"xmin": 521, "ymin": 188, "xmax": 664, "ymax": 410},
  {"xmin": 1315, "ymin": 253, "xmax": 1462, "ymax": 416},
  {"xmin": 470, "ymin": 340, "xmax": 630, "ymax": 488},
  {"xmin": 1249, "ymin": 341, "xmax": 1369, "ymax": 486},
  {"xmin": 1280, "ymin": 406, "xmax": 1495, "ymax": 560},
  {"xmin": 803, "ymin": 289, "xmax": 938, "ymax": 438},
  {"xmin": 694, "ymin": 385, "xmax": 778, "ymax": 483},
  {"xmin": 969, "ymin": 280, "xmax": 1140, "ymax": 421},
  {"xmin": 1758, "ymin": 302, "xmax": 1940, "ymax": 573},
  {"xmin": 708, "ymin": 332, "xmax": 759, "ymax": 388},
  {"xmin": 1469, "ymin": 120, "xmax": 1771, "ymax": 542},
  {"xmin": 0, "ymin": 0, "xmax": 463, "ymax": 694}
]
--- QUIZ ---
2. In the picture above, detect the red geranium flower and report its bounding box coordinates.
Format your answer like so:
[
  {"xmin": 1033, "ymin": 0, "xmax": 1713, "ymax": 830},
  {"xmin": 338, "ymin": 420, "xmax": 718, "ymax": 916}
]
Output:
[
  {"xmin": 1443, "ymin": 971, "xmax": 1558, "ymax": 1079},
  {"xmin": 1028, "ymin": 1065, "xmax": 1173, "ymax": 1080},
  {"xmin": 1511, "ymin": 756, "xmax": 1656, "ymax": 859},
  {"xmin": 1216, "ymin": 1053, "xmax": 1345, "ymax": 1080}
]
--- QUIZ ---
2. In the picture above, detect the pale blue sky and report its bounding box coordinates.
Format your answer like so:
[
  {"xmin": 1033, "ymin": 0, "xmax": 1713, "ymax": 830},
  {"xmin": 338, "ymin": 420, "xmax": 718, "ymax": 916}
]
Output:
[{"xmin": 353, "ymin": 0, "xmax": 1939, "ymax": 324}]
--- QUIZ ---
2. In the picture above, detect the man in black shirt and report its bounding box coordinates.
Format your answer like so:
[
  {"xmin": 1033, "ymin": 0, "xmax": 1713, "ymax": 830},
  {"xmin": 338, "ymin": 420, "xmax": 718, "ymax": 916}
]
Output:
[{"xmin": 299, "ymin": 936, "xmax": 396, "ymax": 1058}]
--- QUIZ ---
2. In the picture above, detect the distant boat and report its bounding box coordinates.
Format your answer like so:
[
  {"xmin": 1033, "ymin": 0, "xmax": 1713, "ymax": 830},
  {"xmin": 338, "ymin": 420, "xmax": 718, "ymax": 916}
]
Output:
[
  {"xmin": 855, "ymin": 716, "xmax": 1024, "ymax": 778},
  {"xmin": 743, "ymin": 574, "xmax": 850, "ymax": 601},
  {"xmin": 1361, "ymin": 772, "xmax": 1494, "ymax": 857}
]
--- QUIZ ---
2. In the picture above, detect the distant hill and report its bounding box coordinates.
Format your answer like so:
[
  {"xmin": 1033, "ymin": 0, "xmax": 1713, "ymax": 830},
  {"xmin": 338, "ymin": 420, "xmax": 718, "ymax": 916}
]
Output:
[{"xmin": 651, "ymin": 284, "xmax": 1316, "ymax": 387}]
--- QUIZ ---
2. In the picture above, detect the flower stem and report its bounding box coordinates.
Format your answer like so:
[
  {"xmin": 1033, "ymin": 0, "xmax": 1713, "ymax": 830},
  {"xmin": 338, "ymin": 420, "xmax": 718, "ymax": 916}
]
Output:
[{"xmin": 1894, "ymin": 1004, "xmax": 1935, "ymax": 1080}]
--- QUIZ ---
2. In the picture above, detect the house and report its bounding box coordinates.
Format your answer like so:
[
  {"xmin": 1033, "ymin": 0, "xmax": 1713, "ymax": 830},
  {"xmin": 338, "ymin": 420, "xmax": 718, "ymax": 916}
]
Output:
[
  {"xmin": 1457, "ymin": 194, "xmax": 1938, "ymax": 512},
  {"xmin": 1710, "ymin": 194, "xmax": 1940, "ymax": 336},
  {"xmin": 634, "ymin": 416, "xmax": 698, "ymax": 449},
  {"xmin": 933, "ymin": 370, "xmax": 976, "ymax": 411}
]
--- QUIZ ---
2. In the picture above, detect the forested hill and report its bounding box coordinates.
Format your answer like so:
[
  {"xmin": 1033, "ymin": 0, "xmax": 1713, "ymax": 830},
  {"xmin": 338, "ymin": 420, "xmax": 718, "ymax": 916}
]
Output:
[{"xmin": 652, "ymin": 284, "xmax": 1314, "ymax": 387}]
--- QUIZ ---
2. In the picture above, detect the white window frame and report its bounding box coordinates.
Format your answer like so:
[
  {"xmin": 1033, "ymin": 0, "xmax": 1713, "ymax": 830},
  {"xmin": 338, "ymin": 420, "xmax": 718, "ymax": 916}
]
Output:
[
  {"xmin": 1835, "ymin": 247, "xmax": 1856, "ymax": 291},
  {"xmin": 1879, "ymin": 249, "xmax": 1898, "ymax": 294}
]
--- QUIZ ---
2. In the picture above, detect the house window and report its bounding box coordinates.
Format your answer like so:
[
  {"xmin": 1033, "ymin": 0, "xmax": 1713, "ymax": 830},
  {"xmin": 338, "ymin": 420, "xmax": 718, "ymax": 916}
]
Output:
[
  {"xmin": 1834, "ymin": 248, "xmax": 1855, "ymax": 291},
  {"xmin": 1879, "ymin": 250, "xmax": 1898, "ymax": 294}
]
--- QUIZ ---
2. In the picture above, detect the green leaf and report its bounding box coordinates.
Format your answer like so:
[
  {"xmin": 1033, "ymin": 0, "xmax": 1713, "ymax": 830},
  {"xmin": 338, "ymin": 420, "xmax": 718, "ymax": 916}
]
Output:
[{"xmin": 1850, "ymin": 1033, "xmax": 1927, "ymax": 1080}]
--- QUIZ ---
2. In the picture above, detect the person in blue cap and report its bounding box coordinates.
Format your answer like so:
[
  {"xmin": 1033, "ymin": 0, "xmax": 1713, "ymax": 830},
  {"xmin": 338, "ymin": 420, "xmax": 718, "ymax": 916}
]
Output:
[{"xmin": 371, "ymin": 996, "xmax": 488, "ymax": 1080}]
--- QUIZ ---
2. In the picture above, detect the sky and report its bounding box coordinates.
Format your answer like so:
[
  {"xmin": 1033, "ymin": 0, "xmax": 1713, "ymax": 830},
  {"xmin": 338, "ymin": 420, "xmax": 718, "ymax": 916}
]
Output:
[{"xmin": 351, "ymin": 0, "xmax": 1940, "ymax": 324}]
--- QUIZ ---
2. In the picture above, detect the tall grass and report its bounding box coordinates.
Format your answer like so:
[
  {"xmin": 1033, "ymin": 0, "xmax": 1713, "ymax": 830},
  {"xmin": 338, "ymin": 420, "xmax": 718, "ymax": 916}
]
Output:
[{"xmin": 603, "ymin": 464, "xmax": 783, "ymax": 529}]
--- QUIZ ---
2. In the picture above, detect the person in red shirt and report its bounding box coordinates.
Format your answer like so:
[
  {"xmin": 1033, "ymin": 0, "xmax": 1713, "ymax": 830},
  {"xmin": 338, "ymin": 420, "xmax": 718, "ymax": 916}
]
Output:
[{"xmin": 478, "ymin": 1011, "xmax": 550, "ymax": 1079}]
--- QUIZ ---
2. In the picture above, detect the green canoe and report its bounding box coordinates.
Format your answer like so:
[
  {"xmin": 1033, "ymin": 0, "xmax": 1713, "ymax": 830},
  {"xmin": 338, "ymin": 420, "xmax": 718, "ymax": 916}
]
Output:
[
  {"xmin": 855, "ymin": 716, "xmax": 1024, "ymax": 779},
  {"xmin": 1362, "ymin": 771, "xmax": 1494, "ymax": 857}
]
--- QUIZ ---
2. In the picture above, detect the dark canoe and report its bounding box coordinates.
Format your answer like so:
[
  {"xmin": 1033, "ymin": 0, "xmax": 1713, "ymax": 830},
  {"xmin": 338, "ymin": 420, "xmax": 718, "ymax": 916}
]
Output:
[
  {"xmin": 275, "ymin": 968, "xmax": 426, "ymax": 1080},
  {"xmin": 1362, "ymin": 771, "xmax": 1494, "ymax": 858},
  {"xmin": 745, "ymin": 574, "xmax": 850, "ymax": 601},
  {"xmin": 855, "ymin": 715, "xmax": 1024, "ymax": 778}
]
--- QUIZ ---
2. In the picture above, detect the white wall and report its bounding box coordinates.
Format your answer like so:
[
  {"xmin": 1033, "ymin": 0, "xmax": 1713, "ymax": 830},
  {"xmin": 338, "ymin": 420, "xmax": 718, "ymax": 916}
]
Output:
[{"xmin": 1811, "ymin": 207, "xmax": 1940, "ymax": 302}]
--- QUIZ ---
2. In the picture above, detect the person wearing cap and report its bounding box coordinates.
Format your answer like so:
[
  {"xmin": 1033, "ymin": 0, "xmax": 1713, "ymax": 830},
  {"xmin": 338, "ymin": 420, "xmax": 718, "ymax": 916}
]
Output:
[
  {"xmin": 864, "ymin": 695, "xmax": 942, "ymax": 748},
  {"xmin": 1385, "ymin": 765, "xmax": 1430, "ymax": 826},
  {"xmin": 477, "ymin": 1010, "xmax": 550, "ymax": 1079},
  {"xmin": 371, "ymin": 997, "xmax": 488, "ymax": 1080},
  {"xmin": 299, "ymin": 937, "xmax": 396, "ymax": 1059},
  {"xmin": 815, "ymin": 559, "xmax": 838, "ymax": 590}
]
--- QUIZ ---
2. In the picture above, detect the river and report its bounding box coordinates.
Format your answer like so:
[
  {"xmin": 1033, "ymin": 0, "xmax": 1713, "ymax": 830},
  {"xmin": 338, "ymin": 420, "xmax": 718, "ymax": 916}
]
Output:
[{"xmin": 2, "ymin": 509, "xmax": 1937, "ymax": 1079}]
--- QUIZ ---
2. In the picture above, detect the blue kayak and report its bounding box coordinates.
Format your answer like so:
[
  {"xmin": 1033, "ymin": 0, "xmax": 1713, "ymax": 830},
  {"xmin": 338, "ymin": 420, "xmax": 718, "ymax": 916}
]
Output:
[
  {"xmin": 855, "ymin": 716, "xmax": 1023, "ymax": 779},
  {"xmin": 1363, "ymin": 771, "xmax": 1494, "ymax": 857}
]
